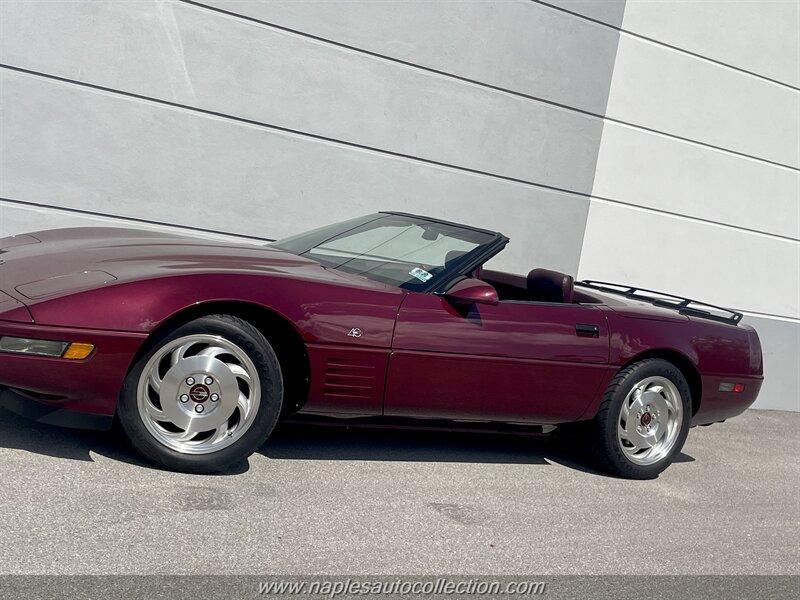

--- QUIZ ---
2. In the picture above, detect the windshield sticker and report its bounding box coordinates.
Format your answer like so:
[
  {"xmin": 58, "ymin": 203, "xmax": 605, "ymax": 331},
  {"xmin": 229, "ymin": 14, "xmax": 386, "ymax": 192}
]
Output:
[{"xmin": 409, "ymin": 267, "xmax": 433, "ymax": 282}]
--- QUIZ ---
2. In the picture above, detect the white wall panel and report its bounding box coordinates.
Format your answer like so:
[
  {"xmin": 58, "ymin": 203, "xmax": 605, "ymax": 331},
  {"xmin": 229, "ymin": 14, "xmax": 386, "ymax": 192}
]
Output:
[
  {"xmin": 577, "ymin": 201, "xmax": 800, "ymax": 319},
  {"xmin": 622, "ymin": 0, "xmax": 799, "ymax": 88},
  {"xmin": 0, "ymin": 0, "xmax": 608, "ymax": 194},
  {"xmin": 545, "ymin": 1, "xmax": 627, "ymax": 26},
  {"xmin": 202, "ymin": 0, "xmax": 623, "ymax": 114},
  {"xmin": 593, "ymin": 123, "xmax": 800, "ymax": 240},
  {"xmin": 744, "ymin": 315, "xmax": 800, "ymax": 411},
  {"xmin": 605, "ymin": 35, "xmax": 799, "ymax": 168},
  {"xmin": 549, "ymin": 0, "xmax": 799, "ymax": 88},
  {"xmin": 0, "ymin": 70, "xmax": 590, "ymax": 276},
  {"xmin": 0, "ymin": 202, "xmax": 249, "ymax": 244}
]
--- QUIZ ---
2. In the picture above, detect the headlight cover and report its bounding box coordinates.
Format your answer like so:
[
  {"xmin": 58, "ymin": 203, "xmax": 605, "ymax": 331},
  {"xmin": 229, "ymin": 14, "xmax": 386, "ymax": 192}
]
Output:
[
  {"xmin": 0, "ymin": 336, "xmax": 68, "ymax": 356},
  {"xmin": 0, "ymin": 337, "xmax": 94, "ymax": 359}
]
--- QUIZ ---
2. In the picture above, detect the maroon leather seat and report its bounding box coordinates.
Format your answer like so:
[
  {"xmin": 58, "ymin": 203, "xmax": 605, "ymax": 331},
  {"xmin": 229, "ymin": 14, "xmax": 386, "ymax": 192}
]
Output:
[{"xmin": 527, "ymin": 268, "xmax": 574, "ymax": 303}]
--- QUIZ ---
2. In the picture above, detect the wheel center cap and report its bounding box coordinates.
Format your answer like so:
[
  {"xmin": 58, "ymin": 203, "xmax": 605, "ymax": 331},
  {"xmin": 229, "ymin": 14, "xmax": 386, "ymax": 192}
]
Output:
[
  {"xmin": 640, "ymin": 412, "xmax": 653, "ymax": 426},
  {"xmin": 189, "ymin": 384, "xmax": 210, "ymax": 403}
]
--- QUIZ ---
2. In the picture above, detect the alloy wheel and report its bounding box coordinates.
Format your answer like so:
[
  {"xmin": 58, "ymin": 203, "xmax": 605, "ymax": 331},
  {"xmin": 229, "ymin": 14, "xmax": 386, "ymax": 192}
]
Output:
[
  {"xmin": 617, "ymin": 375, "xmax": 684, "ymax": 466},
  {"xmin": 136, "ymin": 334, "xmax": 261, "ymax": 454}
]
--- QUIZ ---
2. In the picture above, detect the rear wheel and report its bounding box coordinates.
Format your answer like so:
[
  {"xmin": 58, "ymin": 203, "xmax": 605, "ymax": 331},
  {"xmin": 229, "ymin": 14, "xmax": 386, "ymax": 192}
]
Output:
[
  {"xmin": 117, "ymin": 315, "xmax": 283, "ymax": 473},
  {"xmin": 589, "ymin": 358, "xmax": 691, "ymax": 479}
]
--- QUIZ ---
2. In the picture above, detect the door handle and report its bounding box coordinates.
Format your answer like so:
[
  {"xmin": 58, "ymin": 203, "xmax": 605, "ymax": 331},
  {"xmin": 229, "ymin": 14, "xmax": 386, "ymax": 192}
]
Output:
[{"xmin": 575, "ymin": 324, "xmax": 600, "ymax": 338}]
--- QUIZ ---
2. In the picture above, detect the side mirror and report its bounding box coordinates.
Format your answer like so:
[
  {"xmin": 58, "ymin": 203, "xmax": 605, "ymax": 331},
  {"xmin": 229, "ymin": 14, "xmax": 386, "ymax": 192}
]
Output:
[{"xmin": 444, "ymin": 278, "xmax": 499, "ymax": 306}]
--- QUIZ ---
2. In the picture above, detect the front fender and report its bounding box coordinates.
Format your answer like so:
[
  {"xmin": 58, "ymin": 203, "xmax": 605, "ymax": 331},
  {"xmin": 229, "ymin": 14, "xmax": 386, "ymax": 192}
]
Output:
[{"xmin": 24, "ymin": 273, "xmax": 404, "ymax": 348}]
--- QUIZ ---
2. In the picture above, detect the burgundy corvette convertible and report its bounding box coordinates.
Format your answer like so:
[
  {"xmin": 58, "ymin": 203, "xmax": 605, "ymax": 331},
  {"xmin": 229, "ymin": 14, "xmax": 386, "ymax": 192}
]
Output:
[{"xmin": 0, "ymin": 212, "xmax": 762, "ymax": 478}]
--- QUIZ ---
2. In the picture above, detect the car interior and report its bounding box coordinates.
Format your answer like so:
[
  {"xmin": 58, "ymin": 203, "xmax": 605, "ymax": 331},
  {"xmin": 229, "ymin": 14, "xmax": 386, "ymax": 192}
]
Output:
[
  {"xmin": 441, "ymin": 248, "xmax": 601, "ymax": 305},
  {"xmin": 466, "ymin": 267, "xmax": 600, "ymax": 305}
]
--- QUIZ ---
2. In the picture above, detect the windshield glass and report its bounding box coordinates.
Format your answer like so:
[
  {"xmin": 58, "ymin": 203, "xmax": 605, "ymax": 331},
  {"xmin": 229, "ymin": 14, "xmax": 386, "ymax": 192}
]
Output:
[{"xmin": 271, "ymin": 213, "xmax": 497, "ymax": 290}]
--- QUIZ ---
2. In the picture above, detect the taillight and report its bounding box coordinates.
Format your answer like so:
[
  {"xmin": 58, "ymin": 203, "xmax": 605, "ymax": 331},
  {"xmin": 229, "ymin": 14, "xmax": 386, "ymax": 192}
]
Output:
[{"xmin": 719, "ymin": 382, "xmax": 745, "ymax": 393}]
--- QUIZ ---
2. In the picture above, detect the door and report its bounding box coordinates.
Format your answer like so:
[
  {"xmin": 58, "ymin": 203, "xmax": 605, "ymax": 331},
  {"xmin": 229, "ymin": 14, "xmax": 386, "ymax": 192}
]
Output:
[{"xmin": 384, "ymin": 292, "xmax": 611, "ymax": 423}]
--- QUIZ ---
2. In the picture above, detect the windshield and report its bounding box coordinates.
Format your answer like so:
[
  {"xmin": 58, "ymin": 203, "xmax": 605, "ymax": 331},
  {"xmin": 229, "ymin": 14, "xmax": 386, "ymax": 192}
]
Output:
[{"xmin": 271, "ymin": 213, "xmax": 497, "ymax": 290}]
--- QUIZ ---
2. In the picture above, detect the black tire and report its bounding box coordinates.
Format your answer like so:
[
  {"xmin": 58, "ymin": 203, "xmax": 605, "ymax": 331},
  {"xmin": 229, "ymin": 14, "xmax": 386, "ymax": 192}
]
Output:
[
  {"xmin": 117, "ymin": 314, "xmax": 283, "ymax": 473},
  {"xmin": 588, "ymin": 358, "xmax": 691, "ymax": 479}
]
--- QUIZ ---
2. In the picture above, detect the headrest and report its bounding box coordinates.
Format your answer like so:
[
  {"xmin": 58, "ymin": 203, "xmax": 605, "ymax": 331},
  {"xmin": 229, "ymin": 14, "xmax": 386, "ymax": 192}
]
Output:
[{"xmin": 527, "ymin": 268, "xmax": 574, "ymax": 303}]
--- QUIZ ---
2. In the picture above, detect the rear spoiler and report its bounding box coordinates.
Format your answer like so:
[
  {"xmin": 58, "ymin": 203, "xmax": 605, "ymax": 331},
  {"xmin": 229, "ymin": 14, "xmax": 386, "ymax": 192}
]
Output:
[{"xmin": 577, "ymin": 280, "xmax": 743, "ymax": 325}]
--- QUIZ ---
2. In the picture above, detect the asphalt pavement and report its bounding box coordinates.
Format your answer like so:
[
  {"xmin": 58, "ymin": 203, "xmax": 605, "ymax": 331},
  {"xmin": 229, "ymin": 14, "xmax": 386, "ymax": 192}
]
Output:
[{"xmin": 1, "ymin": 408, "xmax": 797, "ymax": 577}]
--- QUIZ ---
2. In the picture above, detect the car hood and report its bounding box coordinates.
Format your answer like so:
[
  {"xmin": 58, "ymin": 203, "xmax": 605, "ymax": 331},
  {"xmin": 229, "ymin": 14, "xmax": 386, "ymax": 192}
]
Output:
[{"xmin": 0, "ymin": 227, "xmax": 374, "ymax": 305}]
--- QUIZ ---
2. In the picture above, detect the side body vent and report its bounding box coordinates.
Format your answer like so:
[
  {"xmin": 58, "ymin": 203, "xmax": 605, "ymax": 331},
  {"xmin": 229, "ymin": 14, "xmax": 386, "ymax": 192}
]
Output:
[
  {"xmin": 303, "ymin": 346, "xmax": 388, "ymax": 415},
  {"xmin": 323, "ymin": 358, "xmax": 375, "ymax": 401}
]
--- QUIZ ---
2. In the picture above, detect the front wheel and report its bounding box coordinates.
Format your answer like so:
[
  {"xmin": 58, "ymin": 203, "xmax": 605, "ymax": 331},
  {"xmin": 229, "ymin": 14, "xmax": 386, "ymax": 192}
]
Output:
[
  {"xmin": 589, "ymin": 358, "xmax": 691, "ymax": 479},
  {"xmin": 117, "ymin": 315, "xmax": 283, "ymax": 473}
]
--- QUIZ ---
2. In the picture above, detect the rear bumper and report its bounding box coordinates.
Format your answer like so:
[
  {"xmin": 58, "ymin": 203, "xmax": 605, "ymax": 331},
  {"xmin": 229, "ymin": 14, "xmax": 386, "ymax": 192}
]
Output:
[
  {"xmin": 692, "ymin": 374, "xmax": 763, "ymax": 425},
  {"xmin": 0, "ymin": 319, "xmax": 147, "ymax": 417}
]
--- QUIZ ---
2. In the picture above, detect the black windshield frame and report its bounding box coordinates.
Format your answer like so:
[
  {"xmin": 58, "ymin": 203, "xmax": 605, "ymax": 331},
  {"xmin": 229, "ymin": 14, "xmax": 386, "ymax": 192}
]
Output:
[{"xmin": 271, "ymin": 212, "xmax": 509, "ymax": 293}]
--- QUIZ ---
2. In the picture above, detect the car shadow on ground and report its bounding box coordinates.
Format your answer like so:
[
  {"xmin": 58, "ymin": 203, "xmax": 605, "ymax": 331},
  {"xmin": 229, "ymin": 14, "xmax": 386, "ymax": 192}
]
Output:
[
  {"xmin": 0, "ymin": 407, "xmax": 693, "ymax": 477},
  {"xmin": 262, "ymin": 421, "xmax": 635, "ymax": 476},
  {"xmin": 0, "ymin": 407, "xmax": 249, "ymax": 475}
]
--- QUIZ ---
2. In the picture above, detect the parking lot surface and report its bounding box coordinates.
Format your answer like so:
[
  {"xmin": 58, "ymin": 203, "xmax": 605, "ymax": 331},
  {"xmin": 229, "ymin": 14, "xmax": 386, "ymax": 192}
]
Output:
[{"xmin": 0, "ymin": 408, "xmax": 797, "ymax": 575}]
